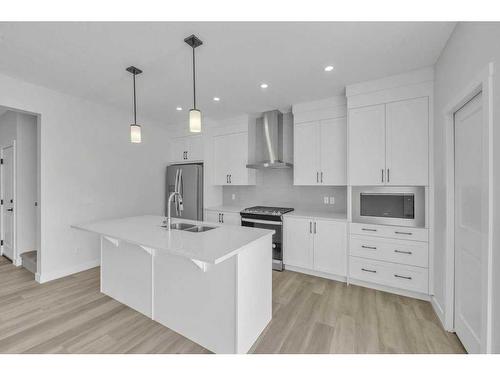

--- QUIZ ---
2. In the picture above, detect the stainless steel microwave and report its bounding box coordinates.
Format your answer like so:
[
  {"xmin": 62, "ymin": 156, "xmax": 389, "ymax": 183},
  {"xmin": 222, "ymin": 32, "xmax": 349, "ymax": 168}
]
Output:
[{"xmin": 352, "ymin": 187, "xmax": 425, "ymax": 228}]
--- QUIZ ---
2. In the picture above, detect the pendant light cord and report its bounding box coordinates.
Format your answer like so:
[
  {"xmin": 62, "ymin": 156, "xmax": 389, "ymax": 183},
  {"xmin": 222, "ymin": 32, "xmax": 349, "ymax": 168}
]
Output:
[
  {"xmin": 192, "ymin": 47, "xmax": 197, "ymax": 110},
  {"xmin": 133, "ymin": 72, "xmax": 137, "ymax": 124}
]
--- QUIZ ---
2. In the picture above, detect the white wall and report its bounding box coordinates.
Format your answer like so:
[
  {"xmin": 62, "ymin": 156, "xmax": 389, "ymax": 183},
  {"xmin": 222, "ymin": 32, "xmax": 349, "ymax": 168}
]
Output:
[
  {"xmin": 0, "ymin": 110, "xmax": 38, "ymax": 261},
  {"xmin": 16, "ymin": 112, "xmax": 37, "ymax": 257},
  {"xmin": 433, "ymin": 22, "xmax": 500, "ymax": 352},
  {"xmin": 0, "ymin": 72, "xmax": 172, "ymax": 282}
]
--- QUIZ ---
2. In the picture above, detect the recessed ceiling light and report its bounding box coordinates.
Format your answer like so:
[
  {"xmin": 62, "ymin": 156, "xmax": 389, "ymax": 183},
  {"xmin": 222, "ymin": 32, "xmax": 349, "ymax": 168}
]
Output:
[
  {"xmin": 260, "ymin": 83, "xmax": 269, "ymax": 89},
  {"xmin": 324, "ymin": 65, "xmax": 334, "ymax": 72},
  {"xmin": 176, "ymin": 107, "xmax": 183, "ymax": 111},
  {"xmin": 213, "ymin": 97, "xmax": 220, "ymax": 102}
]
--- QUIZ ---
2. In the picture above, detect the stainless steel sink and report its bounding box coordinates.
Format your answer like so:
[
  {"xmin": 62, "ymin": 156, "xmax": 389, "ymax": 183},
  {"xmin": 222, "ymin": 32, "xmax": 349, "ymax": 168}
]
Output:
[
  {"xmin": 184, "ymin": 225, "xmax": 216, "ymax": 233},
  {"xmin": 161, "ymin": 222, "xmax": 196, "ymax": 230}
]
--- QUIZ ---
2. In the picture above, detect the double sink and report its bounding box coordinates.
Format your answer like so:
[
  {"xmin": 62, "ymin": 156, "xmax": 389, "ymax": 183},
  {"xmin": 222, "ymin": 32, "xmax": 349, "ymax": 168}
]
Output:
[{"xmin": 162, "ymin": 222, "xmax": 216, "ymax": 233}]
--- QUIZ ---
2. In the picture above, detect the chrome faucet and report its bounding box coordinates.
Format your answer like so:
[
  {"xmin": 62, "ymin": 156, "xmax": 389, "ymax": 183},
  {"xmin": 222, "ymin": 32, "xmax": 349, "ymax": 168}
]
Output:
[{"xmin": 165, "ymin": 191, "xmax": 183, "ymax": 230}]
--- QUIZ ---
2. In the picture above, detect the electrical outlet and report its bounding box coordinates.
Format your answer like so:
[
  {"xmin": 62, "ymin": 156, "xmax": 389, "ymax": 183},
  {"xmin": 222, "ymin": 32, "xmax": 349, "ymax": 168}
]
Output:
[
  {"xmin": 231, "ymin": 194, "xmax": 236, "ymax": 200},
  {"xmin": 329, "ymin": 196, "xmax": 335, "ymax": 205},
  {"xmin": 323, "ymin": 196, "xmax": 329, "ymax": 204}
]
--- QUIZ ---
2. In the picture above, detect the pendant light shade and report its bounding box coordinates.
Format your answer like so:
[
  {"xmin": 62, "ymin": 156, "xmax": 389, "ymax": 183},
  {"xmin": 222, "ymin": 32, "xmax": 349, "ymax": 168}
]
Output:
[
  {"xmin": 130, "ymin": 124, "xmax": 142, "ymax": 143},
  {"xmin": 184, "ymin": 35, "xmax": 203, "ymax": 133},
  {"xmin": 126, "ymin": 66, "xmax": 143, "ymax": 143},
  {"xmin": 189, "ymin": 109, "xmax": 201, "ymax": 133}
]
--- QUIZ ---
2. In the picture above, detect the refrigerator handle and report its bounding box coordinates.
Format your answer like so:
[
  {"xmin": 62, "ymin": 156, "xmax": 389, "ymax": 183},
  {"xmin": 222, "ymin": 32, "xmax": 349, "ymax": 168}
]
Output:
[{"xmin": 179, "ymin": 169, "xmax": 184, "ymax": 214}]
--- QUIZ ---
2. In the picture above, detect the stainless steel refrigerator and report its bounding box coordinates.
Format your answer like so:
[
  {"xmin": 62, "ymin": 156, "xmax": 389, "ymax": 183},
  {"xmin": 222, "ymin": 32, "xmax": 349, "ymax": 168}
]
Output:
[{"xmin": 166, "ymin": 163, "xmax": 203, "ymax": 221}]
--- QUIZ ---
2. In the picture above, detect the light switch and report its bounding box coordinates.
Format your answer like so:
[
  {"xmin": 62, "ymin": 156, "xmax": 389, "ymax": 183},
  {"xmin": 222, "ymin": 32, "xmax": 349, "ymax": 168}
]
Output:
[
  {"xmin": 329, "ymin": 196, "xmax": 335, "ymax": 205},
  {"xmin": 231, "ymin": 194, "xmax": 236, "ymax": 200},
  {"xmin": 323, "ymin": 196, "xmax": 329, "ymax": 204}
]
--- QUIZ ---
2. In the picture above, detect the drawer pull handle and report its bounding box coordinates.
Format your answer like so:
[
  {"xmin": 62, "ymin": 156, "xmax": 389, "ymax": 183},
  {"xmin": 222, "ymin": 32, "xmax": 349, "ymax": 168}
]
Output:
[
  {"xmin": 395, "ymin": 231, "xmax": 413, "ymax": 235},
  {"xmin": 394, "ymin": 249, "xmax": 412, "ymax": 255},
  {"xmin": 394, "ymin": 274, "xmax": 412, "ymax": 280},
  {"xmin": 361, "ymin": 228, "xmax": 377, "ymax": 232},
  {"xmin": 362, "ymin": 245, "xmax": 377, "ymax": 250},
  {"xmin": 361, "ymin": 268, "xmax": 377, "ymax": 273}
]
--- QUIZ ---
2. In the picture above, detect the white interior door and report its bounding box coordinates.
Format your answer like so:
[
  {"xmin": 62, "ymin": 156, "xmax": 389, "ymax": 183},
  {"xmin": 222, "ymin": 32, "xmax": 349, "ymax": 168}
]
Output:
[
  {"xmin": 454, "ymin": 92, "xmax": 486, "ymax": 354},
  {"xmin": 1, "ymin": 146, "xmax": 15, "ymax": 260}
]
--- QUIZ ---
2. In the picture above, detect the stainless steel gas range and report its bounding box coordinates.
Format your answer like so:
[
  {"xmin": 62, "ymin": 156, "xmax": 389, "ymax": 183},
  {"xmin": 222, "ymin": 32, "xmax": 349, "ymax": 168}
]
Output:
[{"xmin": 240, "ymin": 206, "xmax": 294, "ymax": 271}]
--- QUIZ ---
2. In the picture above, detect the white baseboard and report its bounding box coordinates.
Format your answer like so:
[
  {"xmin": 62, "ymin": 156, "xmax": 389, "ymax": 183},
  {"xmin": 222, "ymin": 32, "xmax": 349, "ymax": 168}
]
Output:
[
  {"xmin": 431, "ymin": 295, "xmax": 450, "ymax": 331},
  {"xmin": 284, "ymin": 265, "xmax": 347, "ymax": 283},
  {"xmin": 37, "ymin": 258, "xmax": 100, "ymax": 284}
]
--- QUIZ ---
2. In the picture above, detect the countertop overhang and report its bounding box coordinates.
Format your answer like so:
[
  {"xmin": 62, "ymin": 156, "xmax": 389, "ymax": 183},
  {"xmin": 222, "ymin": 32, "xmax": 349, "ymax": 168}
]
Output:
[{"xmin": 72, "ymin": 215, "xmax": 274, "ymax": 265}]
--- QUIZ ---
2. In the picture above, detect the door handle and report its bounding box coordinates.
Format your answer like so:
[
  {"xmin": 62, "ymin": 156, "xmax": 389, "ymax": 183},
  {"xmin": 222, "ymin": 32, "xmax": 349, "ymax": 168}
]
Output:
[
  {"xmin": 221, "ymin": 213, "xmax": 224, "ymax": 223},
  {"xmin": 361, "ymin": 245, "xmax": 377, "ymax": 250},
  {"xmin": 361, "ymin": 228, "xmax": 377, "ymax": 232},
  {"xmin": 7, "ymin": 208, "xmax": 13, "ymax": 212},
  {"xmin": 226, "ymin": 175, "xmax": 229, "ymax": 184},
  {"xmin": 320, "ymin": 172, "xmax": 323, "ymax": 183},
  {"xmin": 313, "ymin": 222, "xmax": 317, "ymax": 234},
  {"xmin": 381, "ymin": 169, "xmax": 384, "ymax": 183},
  {"xmin": 395, "ymin": 231, "xmax": 413, "ymax": 236},
  {"xmin": 218, "ymin": 213, "xmax": 221, "ymax": 223},
  {"xmin": 387, "ymin": 168, "xmax": 390, "ymax": 183},
  {"xmin": 316, "ymin": 172, "xmax": 319, "ymax": 183},
  {"xmin": 229, "ymin": 175, "xmax": 232, "ymax": 184},
  {"xmin": 309, "ymin": 221, "xmax": 312, "ymax": 234},
  {"xmin": 361, "ymin": 268, "xmax": 377, "ymax": 273},
  {"xmin": 186, "ymin": 151, "xmax": 188, "ymax": 160}
]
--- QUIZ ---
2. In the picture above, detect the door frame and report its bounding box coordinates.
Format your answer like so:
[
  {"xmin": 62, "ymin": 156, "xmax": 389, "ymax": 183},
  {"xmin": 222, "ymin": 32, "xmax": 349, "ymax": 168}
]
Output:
[
  {"xmin": 0, "ymin": 140, "xmax": 17, "ymax": 264},
  {"xmin": 442, "ymin": 62, "xmax": 494, "ymax": 353}
]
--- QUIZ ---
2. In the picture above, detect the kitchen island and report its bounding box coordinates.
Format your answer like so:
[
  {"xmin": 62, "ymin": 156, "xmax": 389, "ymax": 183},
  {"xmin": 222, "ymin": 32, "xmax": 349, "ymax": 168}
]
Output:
[{"xmin": 73, "ymin": 215, "xmax": 274, "ymax": 354}]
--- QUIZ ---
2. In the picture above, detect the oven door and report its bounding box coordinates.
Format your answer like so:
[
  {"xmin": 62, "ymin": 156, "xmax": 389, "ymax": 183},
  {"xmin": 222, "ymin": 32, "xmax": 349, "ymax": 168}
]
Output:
[
  {"xmin": 352, "ymin": 186, "xmax": 425, "ymax": 228},
  {"xmin": 240, "ymin": 216, "xmax": 283, "ymax": 270}
]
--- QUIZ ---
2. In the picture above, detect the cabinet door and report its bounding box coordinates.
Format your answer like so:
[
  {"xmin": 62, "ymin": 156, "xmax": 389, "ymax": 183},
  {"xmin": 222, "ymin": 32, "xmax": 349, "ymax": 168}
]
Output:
[
  {"xmin": 213, "ymin": 135, "xmax": 231, "ymax": 185},
  {"xmin": 293, "ymin": 121, "xmax": 320, "ymax": 185},
  {"xmin": 386, "ymin": 97, "xmax": 429, "ymax": 185},
  {"xmin": 313, "ymin": 220, "xmax": 346, "ymax": 276},
  {"xmin": 171, "ymin": 137, "xmax": 187, "ymax": 162},
  {"xmin": 349, "ymin": 104, "xmax": 386, "ymax": 185},
  {"xmin": 284, "ymin": 217, "xmax": 313, "ymax": 269},
  {"xmin": 186, "ymin": 135, "xmax": 203, "ymax": 161},
  {"xmin": 226, "ymin": 132, "xmax": 252, "ymax": 185},
  {"xmin": 220, "ymin": 211, "xmax": 240, "ymax": 226},
  {"xmin": 205, "ymin": 210, "xmax": 220, "ymax": 223},
  {"xmin": 320, "ymin": 117, "xmax": 347, "ymax": 185}
]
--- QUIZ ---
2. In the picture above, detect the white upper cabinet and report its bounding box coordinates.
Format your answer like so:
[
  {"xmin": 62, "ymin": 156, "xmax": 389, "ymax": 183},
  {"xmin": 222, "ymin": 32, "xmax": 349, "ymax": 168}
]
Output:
[
  {"xmin": 320, "ymin": 118, "xmax": 347, "ymax": 185},
  {"xmin": 293, "ymin": 121, "xmax": 320, "ymax": 185},
  {"xmin": 293, "ymin": 118, "xmax": 346, "ymax": 186},
  {"xmin": 348, "ymin": 98, "xmax": 429, "ymax": 186},
  {"xmin": 171, "ymin": 135, "xmax": 203, "ymax": 163},
  {"xmin": 348, "ymin": 104, "xmax": 386, "ymax": 185},
  {"xmin": 385, "ymin": 97, "xmax": 429, "ymax": 186},
  {"xmin": 213, "ymin": 132, "xmax": 255, "ymax": 185}
]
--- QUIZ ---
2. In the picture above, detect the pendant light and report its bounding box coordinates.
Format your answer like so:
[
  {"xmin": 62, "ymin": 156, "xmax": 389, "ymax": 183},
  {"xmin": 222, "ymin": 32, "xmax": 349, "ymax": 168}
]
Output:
[
  {"xmin": 126, "ymin": 66, "xmax": 143, "ymax": 143},
  {"xmin": 184, "ymin": 34, "xmax": 203, "ymax": 133}
]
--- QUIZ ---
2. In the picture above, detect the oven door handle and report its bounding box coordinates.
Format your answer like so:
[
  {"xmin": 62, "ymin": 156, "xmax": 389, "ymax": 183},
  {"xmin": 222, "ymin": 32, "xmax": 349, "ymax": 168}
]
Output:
[{"xmin": 241, "ymin": 218, "xmax": 282, "ymax": 226}]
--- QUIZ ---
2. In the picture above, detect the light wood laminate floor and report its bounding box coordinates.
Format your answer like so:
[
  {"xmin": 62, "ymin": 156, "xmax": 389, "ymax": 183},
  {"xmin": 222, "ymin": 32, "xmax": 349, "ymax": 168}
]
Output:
[{"xmin": 0, "ymin": 256, "xmax": 465, "ymax": 354}]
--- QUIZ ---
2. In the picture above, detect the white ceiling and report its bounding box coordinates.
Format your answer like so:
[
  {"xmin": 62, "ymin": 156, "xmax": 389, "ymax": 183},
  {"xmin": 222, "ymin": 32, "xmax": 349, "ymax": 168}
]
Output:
[{"xmin": 0, "ymin": 22, "xmax": 455, "ymax": 126}]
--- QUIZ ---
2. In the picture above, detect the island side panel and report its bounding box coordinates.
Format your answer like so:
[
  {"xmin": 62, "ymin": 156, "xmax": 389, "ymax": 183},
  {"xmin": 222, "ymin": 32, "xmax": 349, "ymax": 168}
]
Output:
[
  {"xmin": 101, "ymin": 236, "xmax": 153, "ymax": 318},
  {"xmin": 236, "ymin": 234, "xmax": 273, "ymax": 353},
  {"xmin": 153, "ymin": 252, "xmax": 237, "ymax": 354}
]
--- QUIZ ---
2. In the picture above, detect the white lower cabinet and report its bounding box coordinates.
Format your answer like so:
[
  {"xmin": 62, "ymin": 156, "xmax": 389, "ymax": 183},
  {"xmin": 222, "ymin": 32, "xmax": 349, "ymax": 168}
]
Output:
[
  {"xmin": 348, "ymin": 223, "xmax": 430, "ymax": 295},
  {"xmin": 284, "ymin": 216, "xmax": 347, "ymax": 277},
  {"xmin": 205, "ymin": 209, "xmax": 240, "ymax": 226}
]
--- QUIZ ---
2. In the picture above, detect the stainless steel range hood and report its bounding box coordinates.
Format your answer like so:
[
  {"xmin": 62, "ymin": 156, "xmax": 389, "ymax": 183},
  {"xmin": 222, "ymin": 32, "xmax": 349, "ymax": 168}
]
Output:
[{"xmin": 246, "ymin": 110, "xmax": 293, "ymax": 169}]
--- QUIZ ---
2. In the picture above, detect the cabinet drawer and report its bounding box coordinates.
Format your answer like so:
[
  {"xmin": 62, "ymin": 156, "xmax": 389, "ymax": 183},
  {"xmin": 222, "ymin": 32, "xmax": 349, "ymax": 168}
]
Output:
[
  {"xmin": 350, "ymin": 235, "xmax": 428, "ymax": 267},
  {"xmin": 349, "ymin": 257, "xmax": 428, "ymax": 294},
  {"xmin": 350, "ymin": 223, "xmax": 428, "ymax": 242}
]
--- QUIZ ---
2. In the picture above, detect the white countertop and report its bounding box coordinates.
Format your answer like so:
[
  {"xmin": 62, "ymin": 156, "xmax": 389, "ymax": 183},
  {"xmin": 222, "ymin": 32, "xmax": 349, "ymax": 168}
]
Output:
[
  {"xmin": 73, "ymin": 215, "xmax": 274, "ymax": 265},
  {"xmin": 284, "ymin": 210, "xmax": 348, "ymax": 221}
]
